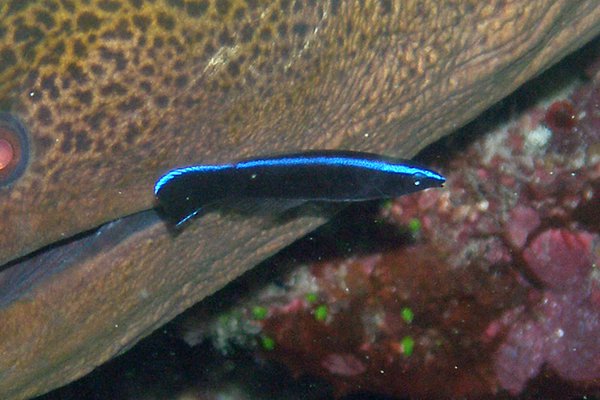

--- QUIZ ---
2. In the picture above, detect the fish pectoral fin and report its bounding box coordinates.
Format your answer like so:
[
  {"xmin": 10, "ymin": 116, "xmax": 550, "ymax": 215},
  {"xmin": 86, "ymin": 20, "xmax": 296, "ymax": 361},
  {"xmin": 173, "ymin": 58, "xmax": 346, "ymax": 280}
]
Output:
[{"xmin": 155, "ymin": 197, "xmax": 204, "ymax": 228}]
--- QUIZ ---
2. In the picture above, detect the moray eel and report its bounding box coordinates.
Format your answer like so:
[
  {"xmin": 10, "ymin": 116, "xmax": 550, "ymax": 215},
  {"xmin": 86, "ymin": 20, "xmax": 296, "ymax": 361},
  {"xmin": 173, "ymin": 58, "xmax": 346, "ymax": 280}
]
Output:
[{"xmin": 0, "ymin": 1, "xmax": 599, "ymax": 398}]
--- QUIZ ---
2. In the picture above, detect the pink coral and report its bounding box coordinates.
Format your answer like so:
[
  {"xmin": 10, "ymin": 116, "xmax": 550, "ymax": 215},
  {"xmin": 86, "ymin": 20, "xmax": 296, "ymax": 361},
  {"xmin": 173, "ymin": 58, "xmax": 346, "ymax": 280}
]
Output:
[
  {"xmin": 523, "ymin": 229, "xmax": 594, "ymax": 289},
  {"xmin": 321, "ymin": 353, "xmax": 367, "ymax": 377},
  {"xmin": 506, "ymin": 206, "xmax": 540, "ymax": 248},
  {"xmin": 494, "ymin": 229, "xmax": 599, "ymax": 394}
]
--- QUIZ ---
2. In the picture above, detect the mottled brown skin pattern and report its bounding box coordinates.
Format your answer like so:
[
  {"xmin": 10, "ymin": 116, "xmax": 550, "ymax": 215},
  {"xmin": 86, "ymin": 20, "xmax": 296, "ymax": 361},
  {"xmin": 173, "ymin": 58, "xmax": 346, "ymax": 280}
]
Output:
[{"xmin": 0, "ymin": 0, "xmax": 599, "ymax": 398}]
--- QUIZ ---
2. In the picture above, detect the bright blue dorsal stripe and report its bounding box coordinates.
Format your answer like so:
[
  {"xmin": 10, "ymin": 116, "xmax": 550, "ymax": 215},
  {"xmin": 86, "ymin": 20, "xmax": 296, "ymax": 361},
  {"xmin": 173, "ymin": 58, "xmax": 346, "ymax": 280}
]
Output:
[
  {"xmin": 154, "ymin": 164, "xmax": 231, "ymax": 195},
  {"xmin": 236, "ymin": 155, "xmax": 444, "ymax": 180}
]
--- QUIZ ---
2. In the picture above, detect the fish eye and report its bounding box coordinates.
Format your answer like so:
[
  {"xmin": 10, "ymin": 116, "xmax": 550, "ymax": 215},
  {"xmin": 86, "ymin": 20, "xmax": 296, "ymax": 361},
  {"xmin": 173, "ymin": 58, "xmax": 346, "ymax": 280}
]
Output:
[
  {"xmin": 413, "ymin": 172, "xmax": 427, "ymax": 184},
  {"xmin": 0, "ymin": 113, "xmax": 29, "ymax": 187}
]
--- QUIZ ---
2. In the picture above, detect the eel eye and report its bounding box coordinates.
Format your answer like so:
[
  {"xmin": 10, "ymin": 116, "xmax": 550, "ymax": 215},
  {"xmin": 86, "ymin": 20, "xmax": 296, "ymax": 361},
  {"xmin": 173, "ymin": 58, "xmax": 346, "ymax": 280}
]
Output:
[{"xmin": 0, "ymin": 113, "xmax": 29, "ymax": 187}]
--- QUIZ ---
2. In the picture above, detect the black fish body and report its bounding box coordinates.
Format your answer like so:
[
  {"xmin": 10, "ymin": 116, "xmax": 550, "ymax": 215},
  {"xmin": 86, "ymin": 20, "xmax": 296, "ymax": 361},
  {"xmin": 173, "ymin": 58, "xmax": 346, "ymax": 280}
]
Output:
[{"xmin": 155, "ymin": 151, "xmax": 445, "ymax": 226}]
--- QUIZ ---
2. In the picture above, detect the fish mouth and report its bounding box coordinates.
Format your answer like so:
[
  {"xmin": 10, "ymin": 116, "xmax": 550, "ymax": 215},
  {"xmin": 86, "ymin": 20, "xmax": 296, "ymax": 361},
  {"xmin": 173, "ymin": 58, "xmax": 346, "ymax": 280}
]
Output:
[{"xmin": 0, "ymin": 209, "xmax": 161, "ymax": 308}]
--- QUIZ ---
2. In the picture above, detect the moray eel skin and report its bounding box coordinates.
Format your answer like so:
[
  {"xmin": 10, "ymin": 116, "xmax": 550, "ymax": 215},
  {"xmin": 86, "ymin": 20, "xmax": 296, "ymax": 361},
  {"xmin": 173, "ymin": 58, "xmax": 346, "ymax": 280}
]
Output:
[{"xmin": 0, "ymin": 1, "xmax": 599, "ymax": 399}]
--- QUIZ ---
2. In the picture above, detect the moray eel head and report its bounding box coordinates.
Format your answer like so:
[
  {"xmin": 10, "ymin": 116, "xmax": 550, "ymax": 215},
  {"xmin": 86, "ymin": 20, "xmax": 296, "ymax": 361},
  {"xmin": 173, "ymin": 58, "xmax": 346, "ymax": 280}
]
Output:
[{"xmin": 0, "ymin": 0, "xmax": 337, "ymax": 266}]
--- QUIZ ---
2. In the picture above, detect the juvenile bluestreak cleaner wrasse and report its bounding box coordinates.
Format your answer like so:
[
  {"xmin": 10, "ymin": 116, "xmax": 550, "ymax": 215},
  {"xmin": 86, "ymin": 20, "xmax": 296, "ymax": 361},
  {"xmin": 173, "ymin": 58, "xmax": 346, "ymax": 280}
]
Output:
[{"xmin": 154, "ymin": 150, "xmax": 446, "ymax": 226}]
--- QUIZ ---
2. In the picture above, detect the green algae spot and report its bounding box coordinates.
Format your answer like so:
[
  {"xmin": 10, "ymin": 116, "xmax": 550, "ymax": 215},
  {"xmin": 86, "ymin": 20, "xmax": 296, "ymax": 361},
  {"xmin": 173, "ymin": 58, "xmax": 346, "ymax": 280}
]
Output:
[
  {"xmin": 401, "ymin": 307, "xmax": 414, "ymax": 324},
  {"xmin": 261, "ymin": 335, "xmax": 275, "ymax": 351},
  {"xmin": 314, "ymin": 304, "xmax": 328, "ymax": 322},
  {"xmin": 381, "ymin": 199, "xmax": 393, "ymax": 212},
  {"xmin": 408, "ymin": 218, "xmax": 422, "ymax": 234},
  {"xmin": 251, "ymin": 305, "xmax": 268, "ymax": 320},
  {"xmin": 305, "ymin": 293, "xmax": 318, "ymax": 303},
  {"xmin": 400, "ymin": 336, "xmax": 415, "ymax": 357}
]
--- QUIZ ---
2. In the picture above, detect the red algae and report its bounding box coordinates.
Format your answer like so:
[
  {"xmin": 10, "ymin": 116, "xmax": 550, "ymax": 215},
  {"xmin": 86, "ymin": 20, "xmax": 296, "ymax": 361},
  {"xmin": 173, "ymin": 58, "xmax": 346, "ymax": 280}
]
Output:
[
  {"xmin": 494, "ymin": 227, "xmax": 599, "ymax": 395},
  {"xmin": 523, "ymin": 229, "xmax": 594, "ymax": 289},
  {"xmin": 545, "ymin": 100, "xmax": 577, "ymax": 134},
  {"xmin": 321, "ymin": 353, "xmax": 367, "ymax": 377},
  {"xmin": 507, "ymin": 206, "xmax": 540, "ymax": 248},
  {"xmin": 261, "ymin": 245, "xmax": 508, "ymax": 398}
]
